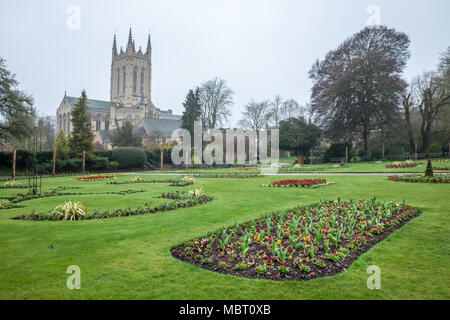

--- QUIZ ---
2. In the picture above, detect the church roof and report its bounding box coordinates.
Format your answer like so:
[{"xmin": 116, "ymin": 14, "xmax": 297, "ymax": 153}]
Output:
[
  {"xmin": 65, "ymin": 96, "xmax": 111, "ymax": 110},
  {"xmin": 142, "ymin": 118, "xmax": 182, "ymax": 138},
  {"xmin": 159, "ymin": 113, "xmax": 182, "ymax": 120}
]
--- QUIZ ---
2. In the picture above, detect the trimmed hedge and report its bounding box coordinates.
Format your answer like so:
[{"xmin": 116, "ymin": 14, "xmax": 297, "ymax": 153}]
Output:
[
  {"xmin": 145, "ymin": 147, "xmax": 173, "ymax": 166},
  {"xmin": 111, "ymin": 147, "xmax": 147, "ymax": 169}
]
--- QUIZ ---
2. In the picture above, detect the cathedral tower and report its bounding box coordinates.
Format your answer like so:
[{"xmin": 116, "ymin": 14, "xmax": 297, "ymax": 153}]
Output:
[{"xmin": 110, "ymin": 28, "xmax": 152, "ymax": 108}]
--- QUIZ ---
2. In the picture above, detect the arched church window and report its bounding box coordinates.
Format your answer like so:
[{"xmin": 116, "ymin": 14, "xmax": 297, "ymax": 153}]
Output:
[
  {"xmin": 95, "ymin": 114, "xmax": 101, "ymax": 132},
  {"xmin": 63, "ymin": 114, "xmax": 67, "ymax": 134},
  {"xmin": 105, "ymin": 115, "xmax": 110, "ymax": 131},
  {"xmin": 67, "ymin": 114, "xmax": 70, "ymax": 133},
  {"xmin": 140, "ymin": 69, "xmax": 145, "ymax": 95},
  {"xmin": 117, "ymin": 69, "xmax": 120, "ymax": 95},
  {"xmin": 123, "ymin": 67, "xmax": 126, "ymax": 94},
  {"xmin": 133, "ymin": 68, "xmax": 137, "ymax": 94}
]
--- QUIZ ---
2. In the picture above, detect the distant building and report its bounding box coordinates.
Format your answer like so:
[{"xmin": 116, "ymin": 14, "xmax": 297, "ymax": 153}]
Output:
[{"xmin": 56, "ymin": 28, "xmax": 182, "ymax": 149}]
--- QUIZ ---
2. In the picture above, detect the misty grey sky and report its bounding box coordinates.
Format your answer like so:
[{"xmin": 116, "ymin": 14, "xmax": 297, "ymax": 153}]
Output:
[{"xmin": 0, "ymin": 0, "xmax": 449, "ymax": 127}]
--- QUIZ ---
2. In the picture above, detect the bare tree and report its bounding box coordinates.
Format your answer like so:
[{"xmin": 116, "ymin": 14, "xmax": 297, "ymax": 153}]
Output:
[
  {"xmin": 401, "ymin": 90, "xmax": 416, "ymax": 153},
  {"xmin": 412, "ymin": 71, "xmax": 450, "ymax": 152},
  {"xmin": 309, "ymin": 26, "xmax": 410, "ymax": 153},
  {"xmin": 238, "ymin": 100, "xmax": 271, "ymax": 131},
  {"xmin": 281, "ymin": 99, "xmax": 300, "ymax": 119},
  {"xmin": 269, "ymin": 95, "xmax": 283, "ymax": 128},
  {"xmin": 198, "ymin": 77, "xmax": 234, "ymax": 129}
]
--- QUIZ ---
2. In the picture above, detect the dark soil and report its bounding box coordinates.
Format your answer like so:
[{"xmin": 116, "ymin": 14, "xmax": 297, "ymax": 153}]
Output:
[{"xmin": 171, "ymin": 205, "xmax": 421, "ymax": 281}]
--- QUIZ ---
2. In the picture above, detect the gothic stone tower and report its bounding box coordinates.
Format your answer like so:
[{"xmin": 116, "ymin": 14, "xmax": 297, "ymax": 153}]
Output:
[{"xmin": 110, "ymin": 28, "xmax": 152, "ymax": 108}]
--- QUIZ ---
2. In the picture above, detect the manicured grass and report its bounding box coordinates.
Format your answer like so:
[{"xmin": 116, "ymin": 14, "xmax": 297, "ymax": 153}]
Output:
[
  {"xmin": 165, "ymin": 159, "xmax": 450, "ymax": 174},
  {"xmin": 0, "ymin": 174, "xmax": 449, "ymax": 299}
]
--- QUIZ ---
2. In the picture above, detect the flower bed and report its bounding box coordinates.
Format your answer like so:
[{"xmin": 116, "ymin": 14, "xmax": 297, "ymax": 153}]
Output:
[
  {"xmin": 262, "ymin": 179, "xmax": 329, "ymax": 188},
  {"xmin": 385, "ymin": 164, "xmax": 417, "ymax": 168},
  {"xmin": 14, "ymin": 193, "xmax": 213, "ymax": 221},
  {"xmin": 171, "ymin": 199, "xmax": 420, "ymax": 281},
  {"xmin": 433, "ymin": 167, "xmax": 449, "ymax": 171},
  {"xmin": 0, "ymin": 186, "xmax": 82, "ymax": 209},
  {"xmin": 75, "ymin": 175, "xmax": 116, "ymax": 182},
  {"xmin": 107, "ymin": 177, "xmax": 194, "ymax": 187},
  {"xmin": 193, "ymin": 174, "xmax": 263, "ymax": 178},
  {"xmin": 388, "ymin": 175, "xmax": 450, "ymax": 183}
]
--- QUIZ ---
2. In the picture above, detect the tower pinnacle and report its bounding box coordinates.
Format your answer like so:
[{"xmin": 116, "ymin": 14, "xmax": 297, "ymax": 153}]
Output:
[{"xmin": 146, "ymin": 33, "xmax": 152, "ymax": 52}]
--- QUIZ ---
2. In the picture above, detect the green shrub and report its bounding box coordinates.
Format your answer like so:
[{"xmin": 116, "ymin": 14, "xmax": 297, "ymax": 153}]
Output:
[
  {"xmin": 108, "ymin": 161, "xmax": 119, "ymax": 168},
  {"xmin": 388, "ymin": 146, "xmax": 404, "ymax": 155},
  {"xmin": 425, "ymin": 159, "xmax": 433, "ymax": 177},
  {"xmin": 427, "ymin": 142, "xmax": 442, "ymax": 153},
  {"xmin": 371, "ymin": 148, "xmax": 382, "ymax": 160},
  {"xmin": 145, "ymin": 147, "xmax": 173, "ymax": 165},
  {"xmin": 87, "ymin": 157, "xmax": 109, "ymax": 170},
  {"xmin": 324, "ymin": 143, "xmax": 351, "ymax": 162},
  {"xmin": 111, "ymin": 147, "xmax": 146, "ymax": 169}
]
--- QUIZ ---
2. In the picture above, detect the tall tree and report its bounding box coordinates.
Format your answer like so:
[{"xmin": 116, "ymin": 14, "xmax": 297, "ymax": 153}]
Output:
[
  {"xmin": 269, "ymin": 95, "xmax": 284, "ymax": 128},
  {"xmin": 401, "ymin": 91, "xmax": 416, "ymax": 153},
  {"xmin": 0, "ymin": 57, "xmax": 34, "ymax": 148},
  {"xmin": 55, "ymin": 130, "xmax": 69, "ymax": 159},
  {"xmin": 309, "ymin": 26, "xmax": 410, "ymax": 153},
  {"xmin": 281, "ymin": 99, "xmax": 300, "ymax": 119},
  {"xmin": 181, "ymin": 88, "xmax": 202, "ymax": 140},
  {"xmin": 238, "ymin": 100, "xmax": 271, "ymax": 131},
  {"xmin": 198, "ymin": 77, "xmax": 234, "ymax": 129},
  {"xmin": 279, "ymin": 117, "xmax": 321, "ymax": 157},
  {"xmin": 412, "ymin": 71, "xmax": 450, "ymax": 152},
  {"xmin": 68, "ymin": 90, "xmax": 94, "ymax": 158},
  {"xmin": 110, "ymin": 121, "xmax": 142, "ymax": 147}
]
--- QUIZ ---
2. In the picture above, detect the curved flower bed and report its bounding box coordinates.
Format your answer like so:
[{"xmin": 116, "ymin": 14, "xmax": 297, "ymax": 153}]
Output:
[
  {"xmin": 75, "ymin": 175, "xmax": 116, "ymax": 182},
  {"xmin": 14, "ymin": 194, "xmax": 213, "ymax": 221},
  {"xmin": 193, "ymin": 174, "xmax": 263, "ymax": 178},
  {"xmin": 262, "ymin": 179, "xmax": 328, "ymax": 188},
  {"xmin": 171, "ymin": 199, "xmax": 420, "ymax": 281},
  {"xmin": 388, "ymin": 175, "xmax": 450, "ymax": 183},
  {"xmin": 385, "ymin": 164, "xmax": 417, "ymax": 168},
  {"xmin": 107, "ymin": 178, "xmax": 194, "ymax": 187}
]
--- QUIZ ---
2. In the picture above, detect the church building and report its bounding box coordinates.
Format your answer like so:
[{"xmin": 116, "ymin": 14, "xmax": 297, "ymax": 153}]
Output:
[{"xmin": 56, "ymin": 29, "xmax": 182, "ymax": 149}]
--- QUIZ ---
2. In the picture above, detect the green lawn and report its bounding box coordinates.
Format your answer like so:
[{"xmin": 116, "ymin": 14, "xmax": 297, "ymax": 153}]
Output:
[
  {"xmin": 165, "ymin": 159, "xmax": 450, "ymax": 174},
  {"xmin": 0, "ymin": 173, "xmax": 449, "ymax": 299}
]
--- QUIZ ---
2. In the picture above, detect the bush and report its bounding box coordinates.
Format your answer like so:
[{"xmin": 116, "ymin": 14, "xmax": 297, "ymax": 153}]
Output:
[
  {"xmin": 111, "ymin": 147, "xmax": 146, "ymax": 169},
  {"xmin": 324, "ymin": 143, "xmax": 351, "ymax": 162},
  {"xmin": 371, "ymin": 148, "xmax": 382, "ymax": 160},
  {"xmin": 94, "ymin": 150, "xmax": 112, "ymax": 159},
  {"xmin": 388, "ymin": 146, "xmax": 404, "ymax": 155},
  {"xmin": 145, "ymin": 147, "xmax": 173, "ymax": 166},
  {"xmin": 109, "ymin": 161, "xmax": 119, "ymax": 168},
  {"xmin": 87, "ymin": 157, "xmax": 109, "ymax": 170},
  {"xmin": 427, "ymin": 142, "xmax": 442, "ymax": 154},
  {"xmin": 55, "ymin": 159, "xmax": 82, "ymax": 172},
  {"xmin": 425, "ymin": 159, "xmax": 433, "ymax": 177}
]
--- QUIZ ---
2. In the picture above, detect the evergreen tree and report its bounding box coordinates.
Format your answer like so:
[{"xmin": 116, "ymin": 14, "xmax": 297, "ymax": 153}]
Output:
[
  {"xmin": 110, "ymin": 121, "xmax": 142, "ymax": 147},
  {"xmin": 425, "ymin": 159, "xmax": 434, "ymax": 177},
  {"xmin": 181, "ymin": 88, "xmax": 202, "ymax": 141},
  {"xmin": 55, "ymin": 130, "xmax": 69, "ymax": 159},
  {"xmin": 0, "ymin": 57, "xmax": 34, "ymax": 146},
  {"xmin": 68, "ymin": 90, "xmax": 94, "ymax": 158}
]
